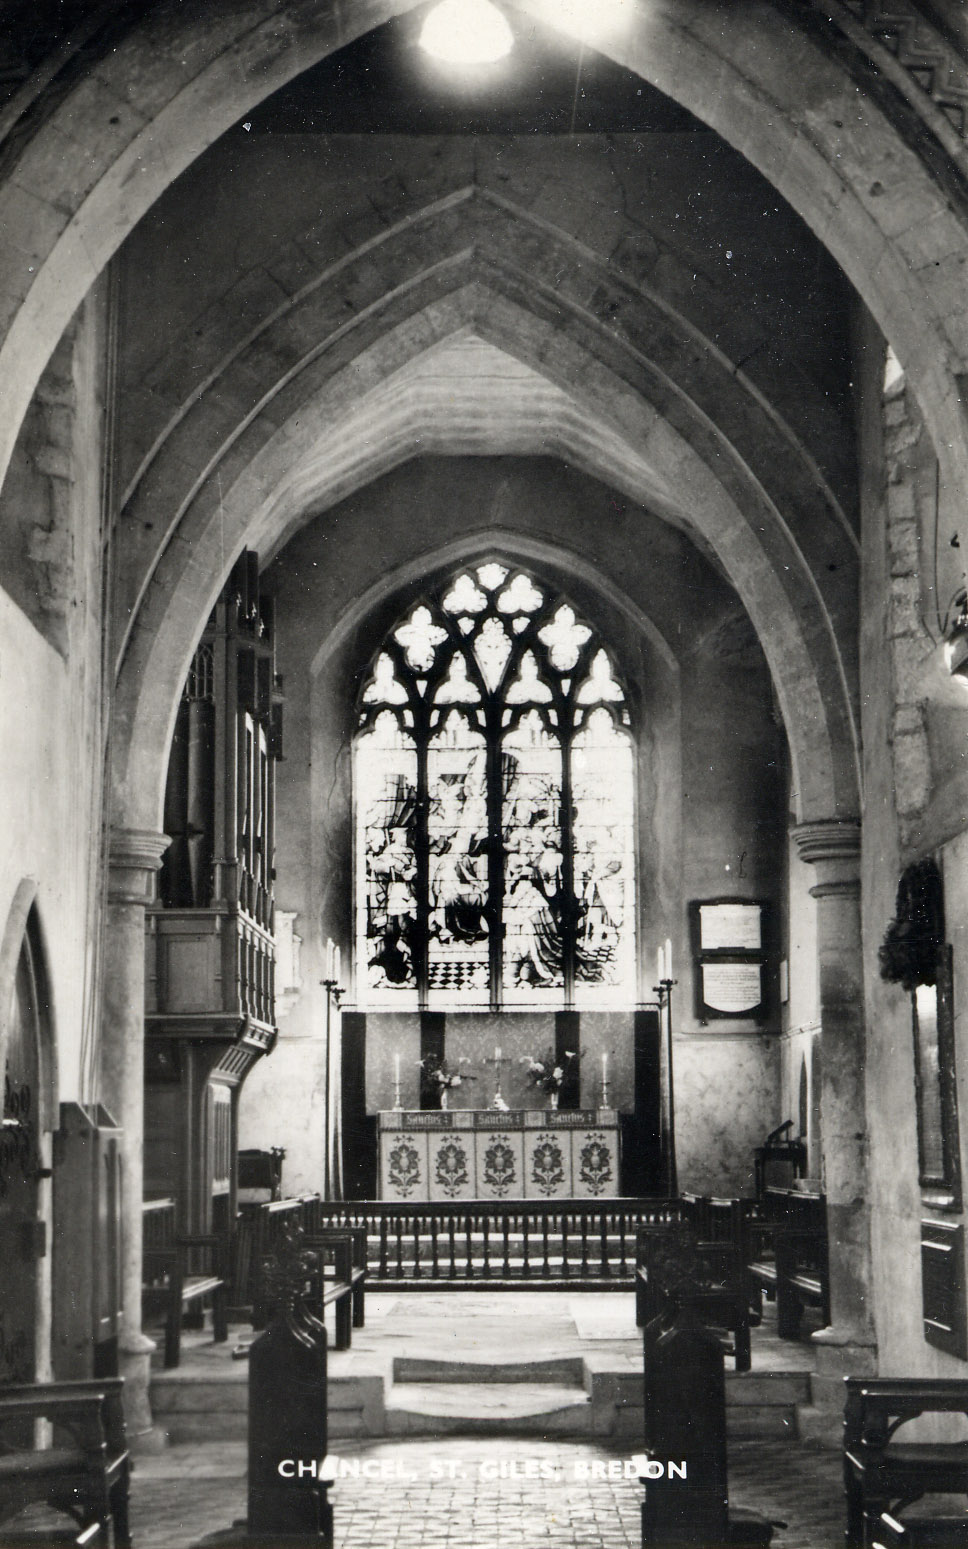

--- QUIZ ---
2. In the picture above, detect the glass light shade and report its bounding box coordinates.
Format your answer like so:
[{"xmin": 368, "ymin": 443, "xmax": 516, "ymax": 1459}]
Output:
[{"xmin": 419, "ymin": 0, "xmax": 514, "ymax": 65}]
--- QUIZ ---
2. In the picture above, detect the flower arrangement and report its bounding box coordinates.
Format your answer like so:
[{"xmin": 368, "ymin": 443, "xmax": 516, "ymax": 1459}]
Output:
[
  {"xmin": 520, "ymin": 1048, "xmax": 578, "ymax": 1096},
  {"xmin": 419, "ymin": 1055, "xmax": 476, "ymax": 1108}
]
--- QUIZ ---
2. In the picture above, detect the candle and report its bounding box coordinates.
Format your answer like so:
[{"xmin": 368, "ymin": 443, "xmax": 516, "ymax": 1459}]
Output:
[
  {"xmin": 334, "ymin": 945, "xmax": 341, "ymax": 986},
  {"xmin": 495, "ymin": 1045, "xmax": 502, "ymax": 1062},
  {"xmin": 602, "ymin": 1052, "xmax": 608, "ymax": 1078},
  {"xmin": 394, "ymin": 1052, "xmax": 400, "ymax": 1082},
  {"xmin": 326, "ymin": 938, "xmax": 335, "ymax": 980},
  {"xmin": 664, "ymin": 938, "xmax": 672, "ymax": 981}
]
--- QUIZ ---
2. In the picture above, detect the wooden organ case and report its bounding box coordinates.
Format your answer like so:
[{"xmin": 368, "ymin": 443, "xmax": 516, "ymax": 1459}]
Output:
[{"xmin": 144, "ymin": 552, "xmax": 282, "ymax": 1236}]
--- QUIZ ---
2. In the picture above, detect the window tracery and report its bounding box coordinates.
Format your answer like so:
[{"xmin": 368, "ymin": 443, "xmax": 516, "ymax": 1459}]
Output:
[{"xmin": 356, "ymin": 563, "xmax": 634, "ymax": 1008}]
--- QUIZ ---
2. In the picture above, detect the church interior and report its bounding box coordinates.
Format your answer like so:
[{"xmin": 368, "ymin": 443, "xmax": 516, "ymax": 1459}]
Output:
[{"xmin": 3, "ymin": 1, "xmax": 968, "ymax": 1544}]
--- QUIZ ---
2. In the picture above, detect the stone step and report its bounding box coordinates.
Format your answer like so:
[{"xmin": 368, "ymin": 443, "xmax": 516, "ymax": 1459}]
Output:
[
  {"xmin": 150, "ymin": 1371, "xmax": 385, "ymax": 1444},
  {"xmin": 393, "ymin": 1356, "xmax": 585, "ymax": 1385},
  {"xmin": 385, "ymin": 1382, "xmax": 598, "ymax": 1436},
  {"xmin": 149, "ymin": 1350, "xmax": 813, "ymax": 1444}
]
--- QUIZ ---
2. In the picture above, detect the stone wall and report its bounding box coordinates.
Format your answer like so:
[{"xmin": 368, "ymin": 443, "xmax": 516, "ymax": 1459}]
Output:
[{"xmin": 0, "ymin": 288, "xmax": 110, "ymax": 1110}]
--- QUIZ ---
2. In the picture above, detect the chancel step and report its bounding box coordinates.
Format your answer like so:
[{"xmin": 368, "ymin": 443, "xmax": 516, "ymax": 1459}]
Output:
[
  {"xmin": 393, "ymin": 1356, "xmax": 585, "ymax": 1385},
  {"xmin": 385, "ymin": 1382, "xmax": 596, "ymax": 1436}
]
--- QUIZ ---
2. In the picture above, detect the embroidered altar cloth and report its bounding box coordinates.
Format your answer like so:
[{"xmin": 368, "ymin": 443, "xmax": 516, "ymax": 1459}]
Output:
[{"xmin": 377, "ymin": 1109, "xmax": 619, "ymax": 1201}]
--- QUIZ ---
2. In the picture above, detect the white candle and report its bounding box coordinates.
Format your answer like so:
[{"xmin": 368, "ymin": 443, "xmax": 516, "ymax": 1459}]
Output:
[
  {"xmin": 602, "ymin": 1052, "xmax": 608, "ymax": 1079},
  {"xmin": 495, "ymin": 1045, "xmax": 502, "ymax": 1062},
  {"xmin": 334, "ymin": 945, "xmax": 341, "ymax": 985},
  {"xmin": 394, "ymin": 1052, "xmax": 400, "ymax": 1082},
  {"xmin": 326, "ymin": 938, "xmax": 335, "ymax": 980},
  {"xmin": 664, "ymin": 938, "xmax": 673, "ymax": 980}
]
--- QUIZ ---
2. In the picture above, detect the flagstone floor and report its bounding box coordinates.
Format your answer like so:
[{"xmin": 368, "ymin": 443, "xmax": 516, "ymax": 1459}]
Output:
[{"xmin": 126, "ymin": 1291, "xmax": 850, "ymax": 1548}]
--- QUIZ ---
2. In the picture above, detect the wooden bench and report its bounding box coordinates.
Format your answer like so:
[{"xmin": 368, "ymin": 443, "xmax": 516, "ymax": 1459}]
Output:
[
  {"xmin": 635, "ymin": 1225, "xmax": 753, "ymax": 1372},
  {"xmin": 843, "ymin": 1377, "xmax": 968, "ymax": 1548},
  {"xmin": 302, "ymin": 1203, "xmax": 366, "ymax": 1330},
  {"xmin": 304, "ymin": 1232, "xmax": 361, "ymax": 1352},
  {"xmin": 746, "ymin": 1187, "xmax": 828, "ymax": 1340},
  {"xmin": 242, "ymin": 1197, "xmax": 315, "ymax": 1327},
  {"xmin": 774, "ymin": 1223, "xmax": 830, "ymax": 1338},
  {"xmin": 872, "ymin": 1510, "xmax": 968, "ymax": 1547},
  {"xmin": 144, "ymin": 1226, "xmax": 229, "ymax": 1368},
  {"xmin": 0, "ymin": 1379, "xmax": 130, "ymax": 1548}
]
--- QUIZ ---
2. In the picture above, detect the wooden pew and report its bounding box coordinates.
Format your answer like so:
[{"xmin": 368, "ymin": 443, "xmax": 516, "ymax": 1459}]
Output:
[
  {"xmin": 303, "ymin": 1233, "xmax": 356, "ymax": 1352},
  {"xmin": 747, "ymin": 1187, "xmax": 828, "ymax": 1340},
  {"xmin": 0, "ymin": 1379, "xmax": 130, "ymax": 1548},
  {"xmin": 774, "ymin": 1221, "xmax": 830, "ymax": 1338},
  {"xmin": 302, "ymin": 1206, "xmax": 366, "ymax": 1330},
  {"xmin": 244, "ymin": 1197, "xmax": 316, "ymax": 1328},
  {"xmin": 248, "ymin": 1285, "xmax": 333, "ymax": 1545},
  {"xmin": 143, "ymin": 1209, "xmax": 229, "ymax": 1368},
  {"xmin": 635, "ymin": 1226, "xmax": 753, "ymax": 1372},
  {"xmin": 161, "ymin": 1233, "xmax": 229, "ymax": 1368},
  {"xmin": 843, "ymin": 1377, "xmax": 968, "ymax": 1549},
  {"xmin": 872, "ymin": 1510, "xmax": 968, "ymax": 1547},
  {"xmin": 141, "ymin": 1196, "xmax": 176, "ymax": 1318},
  {"xmin": 640, "ymin": 1302, "xmax": 772, "ymax": 1545}
]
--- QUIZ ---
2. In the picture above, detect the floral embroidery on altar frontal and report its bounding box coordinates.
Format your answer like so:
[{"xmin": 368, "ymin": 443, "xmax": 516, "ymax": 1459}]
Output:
[
  {"xmin": 434, "ymin": 1139, "xmax": 470, "ymax": 1197},
  {"xmin": 578, "ymin": 1134, "xmax": 613, "ymax": 1196},
  {"xmin": 387, "ymin": 1139, "xmax": 421, "ymax": 1197},
  {"xmin": 530, "ymin": 1138, "xmax": 566, "ymax": 1196},
  {"xmin": 482, "ymin": 1137, "xmax": 517, "ymax": 1196}
]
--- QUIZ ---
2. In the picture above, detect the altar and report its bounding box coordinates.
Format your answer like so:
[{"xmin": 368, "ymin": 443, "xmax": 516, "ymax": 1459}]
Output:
[{"xmin": 377, "ymin": 1109, "xmax": 620, "ymax": 1201}]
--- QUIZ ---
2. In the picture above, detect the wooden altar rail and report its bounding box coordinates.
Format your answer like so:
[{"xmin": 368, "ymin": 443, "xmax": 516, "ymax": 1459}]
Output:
[{"xmin": 308, "ymin": 1199, "xmax": 682, "ymax": 1287}]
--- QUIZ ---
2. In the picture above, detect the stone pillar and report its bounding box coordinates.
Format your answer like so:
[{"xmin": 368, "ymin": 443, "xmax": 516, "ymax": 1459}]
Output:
[
  {"xmin": 793, "ymin": 819, "xmax": 876, "ymax": 1440},
  {"xmin": 102, "ymin": 826, "xmax": 169, "ymax": 1452}
]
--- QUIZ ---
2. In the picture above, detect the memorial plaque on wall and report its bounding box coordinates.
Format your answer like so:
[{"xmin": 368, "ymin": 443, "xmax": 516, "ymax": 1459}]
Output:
[
  {"xmin": 701, "ymin": 961, "xmax": 763, "ymax": 1015},
  {"xmin": 690, "ymin": 899, "xmax": 768, "ymax": 1020},
  {"xmin": 698, "ymin": 902, "xmax": 762, "ymax": 952}
]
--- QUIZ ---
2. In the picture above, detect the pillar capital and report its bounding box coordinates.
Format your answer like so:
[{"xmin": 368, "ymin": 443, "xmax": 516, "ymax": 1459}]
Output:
[
  {"xmin": 107, "ymin": 827, "xmax": 169, "ymax": 906},
  {"xmin": 793, "ymin": 819, "xmax": 861, "ymax": 899}
]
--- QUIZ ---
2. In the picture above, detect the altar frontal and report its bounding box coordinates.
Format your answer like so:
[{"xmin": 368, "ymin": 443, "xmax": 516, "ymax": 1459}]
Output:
[{"xmin": 378, "ymin": 1109, "xmax": 619, "ymax": 1201}]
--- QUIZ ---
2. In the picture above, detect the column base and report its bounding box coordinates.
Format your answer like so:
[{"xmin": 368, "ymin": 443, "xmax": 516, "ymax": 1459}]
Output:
[
  {"xmin": 796, "ymin": 1329, "xmax": 877, "ymax": 1446},
  {"xmin": 120, "ymin": 1332, "xmax": 168, "ymax": 1454}
]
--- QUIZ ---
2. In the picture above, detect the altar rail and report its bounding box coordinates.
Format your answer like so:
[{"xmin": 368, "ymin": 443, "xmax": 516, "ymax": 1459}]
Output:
[{"xmin": 308, "ymin": 1199, "xmax": 681, "ymax": 1287}]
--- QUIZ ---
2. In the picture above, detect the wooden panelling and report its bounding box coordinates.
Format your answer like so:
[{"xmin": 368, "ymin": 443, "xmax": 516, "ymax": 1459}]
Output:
[{"xmin": 922, "ymin": 1219, "xmax": 967, "ymax": 1359}]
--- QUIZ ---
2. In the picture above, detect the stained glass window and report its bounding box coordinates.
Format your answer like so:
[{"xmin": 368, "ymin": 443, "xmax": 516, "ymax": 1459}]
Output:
[{"xmin": 355, "ymin": 563, "xmax": 635, "ymax": 1008}]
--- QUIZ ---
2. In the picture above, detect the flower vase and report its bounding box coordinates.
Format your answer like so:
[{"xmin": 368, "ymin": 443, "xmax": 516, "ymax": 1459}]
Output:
[
  {"xmin": 548, "ymin": 1090, "xmax": 559, "ymax": 1111},
  {"xmin": 439, "ymin": 1088, "xmax": 448, "ymax": 1111}
]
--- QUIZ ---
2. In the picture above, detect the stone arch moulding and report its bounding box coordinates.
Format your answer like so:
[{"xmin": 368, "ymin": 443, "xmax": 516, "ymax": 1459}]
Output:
[
  {"xmin": 308, "ymin": 527, "xmax": 679, "ymax": 683},
  {"xmin": 0, "ymin": 881, "xmax": 58, "ymax": 1133},
  {"xmin": 110, "ymin": 314, "xmax": 858, "ymax": 851},
  {"xmin": 1, "ymin": 1, "xmax": 968, "ymax": 510}
]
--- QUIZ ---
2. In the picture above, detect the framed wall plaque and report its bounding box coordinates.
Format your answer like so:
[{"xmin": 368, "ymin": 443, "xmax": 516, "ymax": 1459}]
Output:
[{"xmin": 690, "ymin": 899, "xmax": 769, "ymax": 1021}]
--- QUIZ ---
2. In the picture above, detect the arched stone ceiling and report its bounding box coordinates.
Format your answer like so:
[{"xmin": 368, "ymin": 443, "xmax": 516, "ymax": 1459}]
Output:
[
  {"xmin": 1, "ymin": 0, "xmax": 967, "ymax": 509},
  {"xmin": 110, "ymin": 292, "xmax": 859, "ymax": 839},
  {"xmin": 115, "ymin": 189, "xmax": 858, "ymax": 688}
]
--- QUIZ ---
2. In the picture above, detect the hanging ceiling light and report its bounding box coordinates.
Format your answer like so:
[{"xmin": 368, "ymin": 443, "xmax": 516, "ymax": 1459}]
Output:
[{"xmin": 419, "ymin": 0, "xmax": 514, "ymax": 65}]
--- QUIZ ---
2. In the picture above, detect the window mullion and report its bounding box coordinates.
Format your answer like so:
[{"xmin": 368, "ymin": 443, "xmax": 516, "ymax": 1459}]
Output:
[
  {"xmin": 560, "ymin": 723, "xmax": 576, "ymax": 1006},
  {"xmin": 415, "ymin": 721, "xmax": 431, "ymax": 1009},
  {"xmin": 486, "ymin": 700, "xmax": 504, "ymax": 1011}
]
